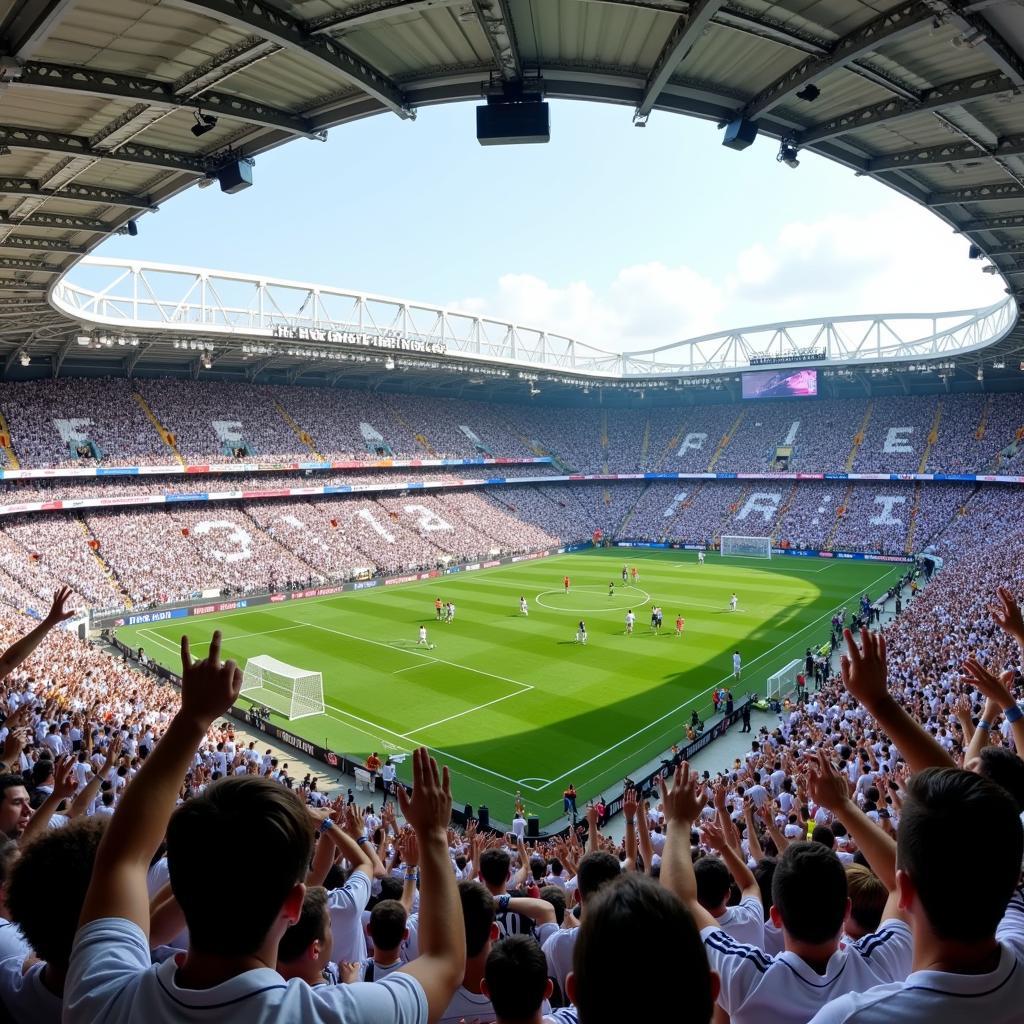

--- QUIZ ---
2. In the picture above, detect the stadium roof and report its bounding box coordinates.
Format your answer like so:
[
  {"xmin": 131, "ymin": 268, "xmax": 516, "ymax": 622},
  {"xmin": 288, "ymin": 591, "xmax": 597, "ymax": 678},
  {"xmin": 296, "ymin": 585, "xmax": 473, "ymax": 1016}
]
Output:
[{"xmin": 1, "ymin": 0, "xmax": 1024, "ymax": 397}]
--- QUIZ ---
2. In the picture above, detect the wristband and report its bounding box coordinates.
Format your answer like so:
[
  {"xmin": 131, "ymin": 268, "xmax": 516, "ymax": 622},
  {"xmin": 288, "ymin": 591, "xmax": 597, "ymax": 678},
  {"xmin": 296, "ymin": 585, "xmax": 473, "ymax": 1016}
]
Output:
[
  {"xmin": 356, "ymin": 835, "xmax": 370, "ymax": 845},
  {"xmin": 498, "ymin": 894, "xmax": 511, "ymax": 912},
  {"xmin": 1006, "ymin": 704, "xmax": 1023, "ymax": 724},
  {"xmin": 318, "ymin": 818, "xmax": 334, "ymax": 836},
  {"xmin": 978, "ymin": 720, "xmax": 992, "ymax": 732},
  {"xmin": 407, "ymin": 869, "xmax": 419, "ymax": 882}
]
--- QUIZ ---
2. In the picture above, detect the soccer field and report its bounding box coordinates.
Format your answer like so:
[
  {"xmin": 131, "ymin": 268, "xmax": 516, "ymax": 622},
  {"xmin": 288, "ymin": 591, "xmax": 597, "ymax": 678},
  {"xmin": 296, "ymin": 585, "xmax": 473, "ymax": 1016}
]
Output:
[{"xmin": 118, "ymin": 549, "xmax": 903, "ymax": 826}]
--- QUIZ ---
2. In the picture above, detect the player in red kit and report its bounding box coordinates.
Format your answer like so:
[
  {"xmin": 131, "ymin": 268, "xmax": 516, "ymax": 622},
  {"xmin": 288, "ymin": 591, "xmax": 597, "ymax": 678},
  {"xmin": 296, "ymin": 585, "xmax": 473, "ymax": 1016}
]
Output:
[{"xmin": 563, "ymin": 575, "xmax": 570, "ymax": 593}]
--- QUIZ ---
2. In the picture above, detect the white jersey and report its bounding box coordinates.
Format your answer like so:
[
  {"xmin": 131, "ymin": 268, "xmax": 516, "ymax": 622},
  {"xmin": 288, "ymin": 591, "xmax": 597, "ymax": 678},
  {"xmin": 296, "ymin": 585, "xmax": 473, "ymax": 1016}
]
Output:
[
  {"xmin": 733, "ymin": 654, "xmax": 742, "ymax": 672},
  {"xmin": 698, "ymin": 551, "xmax": 705, "ymax": 563},
  {"xmin": 809, "ymin": 888, "xmax": 1024, "ymax": 1024},
  {"xmin": 702, "ymin": 920, "xmax": 912, "ymax": 1024},
  {"xmin": 626, "ymin": 613, "xmax": 635, "ymax": 628},
  {"xmin": 730, "ymin": 595, "xmax": 738, "ymax": 609},
  {"xmin": 520, "ymin": 598, "xmax": 528, "ymax": 613}
]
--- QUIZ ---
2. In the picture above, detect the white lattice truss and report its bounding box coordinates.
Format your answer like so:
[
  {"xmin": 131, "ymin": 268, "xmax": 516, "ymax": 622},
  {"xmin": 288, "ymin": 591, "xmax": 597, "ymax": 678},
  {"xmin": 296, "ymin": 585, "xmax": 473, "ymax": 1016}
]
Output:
[{"xmin": 52, "ymin": 257, "xmax": 1018, "ymax": 379}]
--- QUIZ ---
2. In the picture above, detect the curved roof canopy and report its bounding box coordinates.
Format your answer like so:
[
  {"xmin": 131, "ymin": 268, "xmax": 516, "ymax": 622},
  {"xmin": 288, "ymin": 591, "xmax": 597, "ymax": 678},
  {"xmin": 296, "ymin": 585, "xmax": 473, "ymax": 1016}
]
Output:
[{"xmin": 0, "ymin": 0, "xmax": 1023, "ymax": 378}]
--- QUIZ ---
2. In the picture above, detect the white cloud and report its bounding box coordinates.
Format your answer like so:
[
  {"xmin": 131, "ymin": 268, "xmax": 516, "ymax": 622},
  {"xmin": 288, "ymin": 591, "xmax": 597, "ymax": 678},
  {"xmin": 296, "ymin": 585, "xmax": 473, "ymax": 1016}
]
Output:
[{"xmin": 453, "ymin": 199, "xmax": 1005, "ymax": 351}]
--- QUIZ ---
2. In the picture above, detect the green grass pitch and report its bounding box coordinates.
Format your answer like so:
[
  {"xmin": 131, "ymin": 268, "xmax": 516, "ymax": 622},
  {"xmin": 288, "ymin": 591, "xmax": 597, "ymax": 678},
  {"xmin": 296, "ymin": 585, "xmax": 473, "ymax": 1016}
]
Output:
[{"xmin": 117, "ymin": 548, "xmax": 903, "ymax": 826}]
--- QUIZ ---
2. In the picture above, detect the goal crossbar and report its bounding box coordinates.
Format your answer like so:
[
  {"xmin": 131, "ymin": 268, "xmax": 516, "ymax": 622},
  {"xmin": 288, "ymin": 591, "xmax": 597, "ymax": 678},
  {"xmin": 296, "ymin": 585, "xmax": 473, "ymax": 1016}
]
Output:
[
  {"xmin": 766, "ymin": 658, "xmax": 802, "ymax": 700},
  {"xmin": 721, "ymin": 535, "xmax": 772, "ymax": 559},
  {"xmin": 241, "ymin": 654, "xmax": 325, "ymax": 721}
]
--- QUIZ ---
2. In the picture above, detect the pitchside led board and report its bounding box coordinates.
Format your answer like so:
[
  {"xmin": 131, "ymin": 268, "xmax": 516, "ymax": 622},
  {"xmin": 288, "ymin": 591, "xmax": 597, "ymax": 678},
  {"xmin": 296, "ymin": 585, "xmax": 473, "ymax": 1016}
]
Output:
[{"xmin": 741, "ymin": 368, "xmax": 819, "ymax": 400}]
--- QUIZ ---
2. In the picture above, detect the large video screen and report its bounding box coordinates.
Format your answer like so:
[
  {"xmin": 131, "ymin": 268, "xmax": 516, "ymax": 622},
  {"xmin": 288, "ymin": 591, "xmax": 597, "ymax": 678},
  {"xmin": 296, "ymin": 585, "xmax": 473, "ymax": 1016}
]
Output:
[{"xmin": 742, "ymin": 368, "xmax": 818, "ymax": 400}]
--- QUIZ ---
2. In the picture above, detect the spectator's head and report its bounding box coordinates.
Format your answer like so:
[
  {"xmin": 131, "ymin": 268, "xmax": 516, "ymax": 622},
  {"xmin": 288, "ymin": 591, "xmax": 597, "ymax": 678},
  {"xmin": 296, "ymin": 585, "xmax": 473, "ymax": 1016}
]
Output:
[
  {"xmin": 695, "ymin": 855, "xmax": 732, "ymax": 914},
  {"xmin": 568, "ymin": 874, "xmax": 716, "ymax": 1024},
  {"xmin": 367, "ymin": 899, "xmax": 408, "ymax": 959},
  {"xmin": 0, "ymin": 774, "xmax": 31, "ymax": 839},
  {"xmin": 167, "ymin": 776, "xmax": 312, "ymax": 957},
  {"xmin": 459, "ymin": 880, "xmax": 498, "ymax": 963},
  {"xmin": 483, "ymin": 934, "xmax": 553, "ymax": 1024},
  {"xmin": 812, "ymin": 825, "xmax": 835, "ymax": 850},
  {"xmin": 970, "ymin": 745, "xmax": 1024, "ymax": 813},
  {"xmin": 844, "ymin": 865, "xmax": 887, "ymax": 940},
  {"xmin": 277, "ymin": 886, "xmax": 332, "ymax": 986},
  {"xmin": 576, "ymin": 851, "xmax": 621, "ymax": 908},
  {"xmin": 897, "ymin": 767, "xmax": 1022, "ymax": 944},
  {"xmin": 8, "ymin": 817, "xmax": 106, "ymax": 975},
  {"xmin": 479, "ymin": 848, "xmax": 512, "ymax": 893},
  {"xmin": 770, "ymin": 841, "xmax": 848, "ymax": 946},
  {"xmin": 539, "ymin": 885, "xmax": 566, "ymax": 924},
  {"xmin": 31, "ymin": 759, "xmax": 53, "ymax": 788}
]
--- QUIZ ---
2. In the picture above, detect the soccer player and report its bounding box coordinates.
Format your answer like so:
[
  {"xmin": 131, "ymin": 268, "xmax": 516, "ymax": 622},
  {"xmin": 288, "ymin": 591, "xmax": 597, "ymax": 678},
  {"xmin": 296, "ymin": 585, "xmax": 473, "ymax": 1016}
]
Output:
[
  {"xmin": 729, "ymin": 592, "xmax": 738, "ymax": 612},
  {"xmin": 519, "ymin": 595, "xmax": 528, "ymax": 616},
  {"xmin": 732, "ymin": 649, "xmax": 741, "ymax": 678},
  {"xmin": 576, "ymin": 620, "xmax": 587, "ymax": 645},
  {"xmin": 608, "ymin": 581, "xmax": 614, "ymax": 597},
  {"xmin": 631, "ymin": 566, "xmax": 639, "ymax": 583},
  {"xmin": 651, "ymin": 607, "xmax": 659, "ymax": 632},
  {"xmin": 418, "ymin": 625, "xmax": 428, "ymax": 646},
  {"xmin": 698, "ymin": 549, "xmax": 705, "ymax": 565},
  {"xmin": 675, "ymin": 614, "xmax": 685, "ymax": 637},
  {"xmin": 655, "ymin": 606, "xmax": 664, "ymax": 633},
  {"xmin": 434, "ymin": 597, "xmax": 443, "ymax": 620},
  {"xmin": 625, "ymin": 609, "xmax": 635, "ymax": 636},
  {"xmin": 621, "ymin": 565, "xmax": 628, "ymax": 583},
  {"xmin": 563, "ymin": 575, "xmax": 570, "ymax": 594},
  {"xmin": 448, "ymin": 601, "xmax": 456, "ymax": 623}
]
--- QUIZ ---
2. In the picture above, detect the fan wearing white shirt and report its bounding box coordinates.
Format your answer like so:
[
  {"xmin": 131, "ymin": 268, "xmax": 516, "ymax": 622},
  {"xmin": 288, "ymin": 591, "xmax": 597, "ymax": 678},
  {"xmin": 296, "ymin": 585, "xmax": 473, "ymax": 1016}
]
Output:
[
  {"xmin": 482, "ymin": 934, "xmax": 561, "ymax": 1024},
  {"xmin": 276, "ymin": 886, "xmax": 335, "ymax": 987},
  {"xmin": 694, "ymin": 842, "xmax": 764, "ymax": 949},
  {"xmin": 809, "ymin": 768, "xmax": 1024, "ymax": 1024},
  {"xmin": 64, "ymin": 631, "xmax": 466, "ymax": 1024},
  {"xmin": 360, "ymin": 899, "xmax": 409, "ymax": 982}
]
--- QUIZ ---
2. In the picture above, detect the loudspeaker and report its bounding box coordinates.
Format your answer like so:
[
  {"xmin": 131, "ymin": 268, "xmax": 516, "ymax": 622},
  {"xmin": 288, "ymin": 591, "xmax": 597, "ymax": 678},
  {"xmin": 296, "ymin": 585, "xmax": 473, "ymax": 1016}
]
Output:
[
  {"xmin": 476, "ymin": 102, "xmax": 550, "ymax": 145},
  {"xmin": 969, "ymin": 244, "xmax": 982, "ymax": 259},
  {"xmin": 77, "ymin": 622, "xmax": 86, "ymax": 641},
  {"xmin": 527, "ymin": 816, "xmax": 539, "ymax": 838},
  {"xmin": 126, "ymin": 220, "xmax": 138, "ymax": 237},
  {"xmin": 722, "ymin": 117, "xmax": 758, "ymax": 151},
  {"xmin": 477, "ymin": 805, "xmax": 490, "ymax": 831},
  {"xmin": 217, "ymin": 159, "xmax": 254, "ymax": 194},
  {"xmin": 463, "ymin": 803, "xmax": 473, "ymax": 821}
]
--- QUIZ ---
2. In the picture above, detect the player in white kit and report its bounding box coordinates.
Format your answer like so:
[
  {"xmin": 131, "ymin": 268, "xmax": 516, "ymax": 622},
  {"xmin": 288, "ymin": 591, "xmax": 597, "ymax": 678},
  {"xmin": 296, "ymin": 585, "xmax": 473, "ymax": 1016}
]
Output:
[
  {"xmin": 732, "ymin": 649, "xmax": 742, "ymax": 678},
  {"xmin": 729, "ymin": 592, "xmax": 738, "ymax": 612},
  {"xmin": 697, "ymin": 550, "xmax": 705, "ymax": 565},
  {"xmin": 418, "ymin": 625, "xmax": 428, "ymax": 646},
  {"xmin": 519, "ymin": 595, "xmax": 528, "ymax": 616},
  {"xmin": 625, "ymin": 609, "xmax": 635, "ymax": 635}
]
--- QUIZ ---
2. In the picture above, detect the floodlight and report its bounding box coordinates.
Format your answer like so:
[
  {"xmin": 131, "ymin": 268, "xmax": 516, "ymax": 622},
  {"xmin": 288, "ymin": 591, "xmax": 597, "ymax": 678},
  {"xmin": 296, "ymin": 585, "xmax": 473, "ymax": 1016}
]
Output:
[{"xmin": 191, "ymin": 110, "xmax": 218, "ymax": 137}]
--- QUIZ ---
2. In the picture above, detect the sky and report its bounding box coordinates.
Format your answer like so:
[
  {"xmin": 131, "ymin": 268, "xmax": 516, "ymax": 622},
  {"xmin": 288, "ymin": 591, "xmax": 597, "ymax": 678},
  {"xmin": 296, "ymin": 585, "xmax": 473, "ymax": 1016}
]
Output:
[{"xmin": 91, "ymin": 99, "xmax": 1005, "ymax": 353}]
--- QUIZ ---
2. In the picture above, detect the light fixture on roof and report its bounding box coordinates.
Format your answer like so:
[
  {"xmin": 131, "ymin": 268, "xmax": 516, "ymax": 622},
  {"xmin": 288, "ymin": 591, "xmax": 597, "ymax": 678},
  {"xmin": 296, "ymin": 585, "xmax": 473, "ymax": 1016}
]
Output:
[
  {"xmin": 777, "ymin": 139, "xmax": 800, "ymax": 169},
  {"xmin": 191, "ymin": 110, "xmax": 218, "ymax": 137},
  {"xmin": 796, "ymin": 84, "xmax": 820, "ymax": 102},
  {"xmin": 384, "ymin": 356, "xmax": 395, "ymax": 370},
  {"xmin": 993, "ymin": 360, "xmax": 1005, "ymax": 369},
  {"xmin": 983, "ymin": 264, "xmax": 999, "ymax": 274},
  {"xmin": 76, "ymin": 334, "xmax": 91, "ymax": 346},
  {"xmin": 952, "ymin": 28, "xmax": 986, "ymax": 48},
  {"xmin": 18, "ymin": 351, "xmax": 28, "ymax": 367},
  {"xmin": 977, "ymin": 367, "xmax": 984, "ymax": 381}
]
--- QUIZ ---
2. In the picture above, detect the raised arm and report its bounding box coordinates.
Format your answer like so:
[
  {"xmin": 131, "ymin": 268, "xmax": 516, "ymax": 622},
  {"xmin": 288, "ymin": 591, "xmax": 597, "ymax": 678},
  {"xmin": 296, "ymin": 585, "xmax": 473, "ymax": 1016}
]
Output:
[
  {"xmin": 700, "ymin": 815, "xmax": 760, "ymax": 904},
  {"xmin": 0, "ymin": 588, "xmax": 75, "ymax": 681},
  {"xmin": 80, "ymin": 631, "xmax": 242, "ymax": 934},
  {"xmin": 622, "ymin": 789, "xmax": 638, "ymax": 871},
  {"xmin": 399, "ymin": 831, "xmax": 419, "ymax": 915},
  {"xmin": 742, "ymin": 797, "xmax": 765, "ymax": 863},
  {"xmin": 841, "ymin": 627, "xmax": 955, "ymax": 773},
  {"xmin": 658, "ymin": 762, "xmax": 716, "ymax": 931},
  {"xmin": 964, "ymin": 697, "xmax": 999, "ymax": 765},
  {"xmin": 21, "ymin": 753, "xmax": 77, "ymax": 843},
  {"xmin": 70, "ymin": 737, "xmax": 123, "ymax": 819},
  {"xmin": 636, "ymin": 799, "xmax": 655, "ymax": 874},
  {"xmin": 397, "ymin": 749, "xmax": 464, "ymax": 1023},
  {"xmin": 585, "ymin": 804, "xmax": 600, "ymax": 855},
  {"xmin": 991, "ymin": 586, "xmax": 1024, "ymax": 661},
  {"xmin": 963, "ymin": 661, "xmax": 1024, "ymax": 759}
]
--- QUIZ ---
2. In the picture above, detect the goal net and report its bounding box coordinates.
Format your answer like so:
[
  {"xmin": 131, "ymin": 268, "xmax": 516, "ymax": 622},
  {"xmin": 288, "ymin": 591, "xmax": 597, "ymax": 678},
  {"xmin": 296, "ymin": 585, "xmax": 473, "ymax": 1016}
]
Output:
[
  {"xmin": 241, "ymin": 655, "xmax": 325, "ymax": 721},
  {"xmin": 720, "ymin": 535, "xmax": 772, "ymax": 559},
  {"xmin": 766, "ymin": 658, "xmax": 802, "ymax": 700}
]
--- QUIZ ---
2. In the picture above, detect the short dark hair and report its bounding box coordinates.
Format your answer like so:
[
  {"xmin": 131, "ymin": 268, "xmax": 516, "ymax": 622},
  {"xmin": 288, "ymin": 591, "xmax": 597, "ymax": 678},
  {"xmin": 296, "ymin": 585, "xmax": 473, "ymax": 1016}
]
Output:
[
  {"xmin": 368, "ymin": 899, "xmax": 407, "ymax": 952},
  {"xmin": 8, "ymin": 817, "xmax": 106, "ymax": 967},
  {"xmin": 278, "ymin": 886, "xmax": 329, "ymax": 963},
  {"xmin": 479, "ymin": 848, "xmax": 511, "ymax": 888},
  {"xmin": 167, "ymin": 777, "xmax": 312, "ymax": 956},
  {"xmin": 976, "ymin": 746, "xmax": 1024, "ymax": 813},
  {"xmin": 695, "ymin": 855, "xmax": 732, "ymax": 910},
  {"xmin": 459, "ymin": 880, "xmax": 496, "ymax": 957},
  {"xmin": 772, "ymin": 842, "xmax": 847, "ymax": 943},
  {"xmin": 0, "ymin": 774, "xmax": 26, "ymax": 800},
  {"xmin": 752, "ymin": 857, "xmax": 777, "ymax": 916},
  {"xmin": 377, "ymin": 876, "xmax": 403, "ymax": 902},
  {"xmin": 812, "ymin": 826, "xmax": 835, "ymax": 850},
  {"xmin": 539, "ymin": 885, "xmax": 566, "ymax": 924},
  {"xmin": 486, "ymin": 934, "xmax": 549, "ymax": 1019},
  {"xmin": 576, "ymin": 851, "xmax": 620, "ymax": 901},
  {"xmin": 898, "ymin": 767, "xmax": 1022, "ymax": 942},
  {"xmin": 573, "ymin": 874, "xmax": 712, "ymax": 1024},
  {"xmin": 846, "ymin": 865, "xmax": 887, "ymax": 935}
]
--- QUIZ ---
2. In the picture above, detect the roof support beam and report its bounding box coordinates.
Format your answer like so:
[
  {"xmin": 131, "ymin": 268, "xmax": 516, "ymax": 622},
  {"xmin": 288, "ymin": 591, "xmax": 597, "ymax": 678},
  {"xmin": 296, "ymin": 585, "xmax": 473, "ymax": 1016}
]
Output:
[
  {"xmin": 634, "ymin": 0, "xmax": 725, "ymax": 122},
  {"xmin": 307, "ymin": 0, "xmax": 464, "ymax": 33},
  {"xmin": 169, "ymin": 0, "xmax": 414, "ymax": 118},
  {"xmin": 929, "ymin": 181, "xmax": 1024, "ymax": 205},
  {"xmin": 739, "ymin": 1, "xmax": 934, "ymax": 122},
  {"xmin": 2, "ymin": 0, "xmax": 77, "ymax": 59},
  {"xmin": 18, "ymin": 62, "xmax": 314, "ymax": 137},
  {"xmin": 797, "ymin": 70, "xmax": 1015, "ymax": 147},
  {"xmin": 0, "ymin": 175, "xmax": 153, "ymax": 210},
  {"xmin": 958, "ymin": 213, "xmax": 1024, "ymax": 232},
  {"xmin": 946, "ymin": 8, "xmax": 1024, "ymax": 88},
  {"xmin": 982, "ymin": 242, "xmax": 1024, "ymax": 257},
  {"xmin": 0, "ymin": 124, "xmax": 207, "ymax": 175},
  {"xmin": 869, "ymin": 133, "xmax": 1024, "ymax": 172},
  {"xmin": 472, "ymin": 0, "xmax": 522, "ymax": 82},
  {"xmin": 171, "ymin": 36, "xmax": 280, "ymax": 96},
  {"xmin": 0, "ymin": 236, "xmax": 84, "ymax": 255},
  {"xmin": 0, "ymin": 210, "xmax": 112, "ymax": 233},
  {"xmin": 0, "ymin": 257, "xmax": 60, "ymax": 274}
]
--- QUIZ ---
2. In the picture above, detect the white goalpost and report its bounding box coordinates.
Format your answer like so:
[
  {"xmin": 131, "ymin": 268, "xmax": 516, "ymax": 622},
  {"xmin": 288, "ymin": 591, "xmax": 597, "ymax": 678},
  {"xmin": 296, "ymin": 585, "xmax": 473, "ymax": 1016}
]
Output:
[
  {"xmin": 240, "ymin": 655, "xmax": 325, "ymax": 721},
  {"xmin": 766, "ymin": 658, "xmax": 802, "ymax": 701},
  {"xmin": 720, "ymin": 535, "xmax": 772, "ymax": 559}
]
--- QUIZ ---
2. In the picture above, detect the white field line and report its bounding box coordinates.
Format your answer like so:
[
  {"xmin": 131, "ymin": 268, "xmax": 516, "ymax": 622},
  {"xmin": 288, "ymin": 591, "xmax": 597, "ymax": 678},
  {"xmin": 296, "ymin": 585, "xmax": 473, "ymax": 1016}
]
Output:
[
  {"xmin": 404, "ymin": 684, "xmax": 534, "ymax": 737},
  {"xmin": 538, "ymin": 566, "xmax": 899, "ymax": 789},
  {"xmin": 138, "ymin": 628, "xmax": 180, "ymax": 656},
  {"xmin": 139, "ymin": 623, "xmax": 305, "ymax": 653},
  {"xmin": 393, "ymin": 661, "xmax": 437, "ymax": 674}
]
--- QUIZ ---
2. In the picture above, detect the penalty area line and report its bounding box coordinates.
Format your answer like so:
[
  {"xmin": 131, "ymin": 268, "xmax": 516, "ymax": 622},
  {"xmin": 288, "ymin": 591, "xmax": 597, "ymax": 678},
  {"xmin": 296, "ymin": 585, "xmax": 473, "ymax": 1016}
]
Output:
[{"xmin": 404, "ymin": 684, "xmax": 534, "ymax": 737}]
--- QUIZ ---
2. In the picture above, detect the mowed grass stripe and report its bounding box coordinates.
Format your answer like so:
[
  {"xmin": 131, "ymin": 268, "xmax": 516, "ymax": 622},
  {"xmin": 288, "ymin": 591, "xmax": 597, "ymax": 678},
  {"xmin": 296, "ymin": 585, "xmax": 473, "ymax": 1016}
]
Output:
[{"xmin": 122, "ymin": 549, "xmax": 902, "ymax": 823}]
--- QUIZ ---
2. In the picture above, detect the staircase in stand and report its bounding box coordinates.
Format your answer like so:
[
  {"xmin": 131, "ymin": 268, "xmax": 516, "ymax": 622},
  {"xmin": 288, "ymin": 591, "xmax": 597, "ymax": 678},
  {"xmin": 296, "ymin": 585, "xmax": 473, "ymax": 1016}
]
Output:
[
  {"xmin": 599, "ymin": 409, "xmax": 609, "ymax": 474},
  {"xmin": 975, "ymin": 395, "xmax": 993, "ymax": 442},
  {"xmin": 0, "ymin": 410, "xmax": 19, "ymax": 469},
  {"xmin": 275, "ymin": 401, "xmax": 324, "ymax": 459},
  {"xmin": 76, "ymin": 516, "xmax": 132, "ymax": 607},
  {"xmin": 388, "ymin": 404, "xmax": 436, "ymax": 457},
  {"xmin": 638, "ymin": 415, "xmax": 651, "ymax": 470},
  {"xmin": 905, "ymin": 481, "xmax": 922, "ymax": 554},
  {"xmin": 706, "ymin": 410, "xmax": 745, "ymax": 472},
  {"xmin": 825, "ymin": 483, "xmax": 854, "ymax": 550},
  {"xmin": 917, "ymin": 400, "xmax": 943, "ymax": 474},
  {"xmin": 133, "ymin": 393, "xmax": 185, "ymax": 466},
  {"xmin": 653, "ymin": 418, "xmax": 687, "ymax": 471},
  {"xmin": 844, "ymin": 400, "xmax": 873, "ymax": 472}
]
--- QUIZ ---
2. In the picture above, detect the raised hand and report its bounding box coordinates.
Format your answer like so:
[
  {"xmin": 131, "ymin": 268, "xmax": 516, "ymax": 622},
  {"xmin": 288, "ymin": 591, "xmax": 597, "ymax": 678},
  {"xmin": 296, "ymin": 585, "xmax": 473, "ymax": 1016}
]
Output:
[
  {"xmin": 44, "ymin": 587, "xmax": 75, "ymax": 627},
  {"xmin": 0, "ymin": 727, "xmax": 28, "ymax": 767},
  {"xmin": 991, "ymin": 586, "xmax": 1024, "ymax": 642},
  {"xmin": 178, "ymin": 632, "xmax": 242, "ymax": 730},
  {"xmin": 102, "ymin": 734, "xmax": 123, "ymax": 773},
  {"xmin": 396, "ymin": 747, "xmax": 452, "ymax": 839},
  {"xmin": 962, "ymin": 659, "xmax": 1017, "ymax": 712},
  {"xmin": 622, "ymin": 787, "xmax": 639, "ymax": 821},
  {"xmin": 699, "ymin": 816, "xmax": 733, "ymax": 854},
  {"xmin": 840, "ymin": 627, "xmax": 889, "ymax": 710},
  {"xmin": 52, "ymin": 753, "xmax": 78, "ymax": 802},
  {"xmin": 805, "ymin": 750, "xmax": 853, "ymax": 813},
  {"xmin": 658, "ymin": 761, "xmax": 706, "ymax": 826},
  {"xmin": 399, "ymin": 828, "xmax": 420, "ymax": 868}
]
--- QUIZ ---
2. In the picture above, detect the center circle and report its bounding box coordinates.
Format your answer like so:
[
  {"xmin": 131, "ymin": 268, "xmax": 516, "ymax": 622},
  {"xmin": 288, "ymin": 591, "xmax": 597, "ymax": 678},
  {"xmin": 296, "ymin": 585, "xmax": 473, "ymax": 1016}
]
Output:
[{"xmin": 534, "ymin": 584, "xmax": 652, "ymax": 614}]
